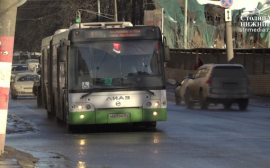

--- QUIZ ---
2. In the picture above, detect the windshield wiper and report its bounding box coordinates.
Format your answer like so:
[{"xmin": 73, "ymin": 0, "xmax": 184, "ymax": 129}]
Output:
[
  {"xmin": 80, "ymin": 88, "xmax": 102, "ymax": 99},
  {"xmin": 140, "ymin": 87, "xmax": 155, "ymax": 96}
]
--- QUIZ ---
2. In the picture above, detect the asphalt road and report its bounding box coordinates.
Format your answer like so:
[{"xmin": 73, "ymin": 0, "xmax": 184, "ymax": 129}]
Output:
[{"xmin": 5, "ymin": 95, "xmax": 270, "ymax": 168}]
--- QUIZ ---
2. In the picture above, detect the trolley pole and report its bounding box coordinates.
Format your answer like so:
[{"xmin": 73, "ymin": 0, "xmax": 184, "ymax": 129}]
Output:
[{"xmin": 0, "ymin": 0, "xmax": 27, "ymax": 155}]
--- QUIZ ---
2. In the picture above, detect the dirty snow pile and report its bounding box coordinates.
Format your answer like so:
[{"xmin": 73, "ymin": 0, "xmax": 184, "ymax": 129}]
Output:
[{"xmin": 6, "ymin": 114, "xmax": 38, "ymax": 134}]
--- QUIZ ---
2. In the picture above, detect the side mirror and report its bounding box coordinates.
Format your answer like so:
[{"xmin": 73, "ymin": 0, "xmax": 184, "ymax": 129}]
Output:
[
  {"xmin": 163, "ymin": 36, "xmax": 170, "ymax": 62},
  {"xmin": 187, "ymin": 74, "xmax": 193, "ymax": 79},
  {"xmin": 59, "ymin": 45, "xmax": 68, "ymax": 62}
]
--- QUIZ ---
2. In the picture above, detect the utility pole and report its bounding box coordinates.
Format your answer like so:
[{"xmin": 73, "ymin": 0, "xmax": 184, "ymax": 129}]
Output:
[
  {"xmin": 131, "ymin": 0, "xmax": 135, "ymax": 24},
  {"xmin": 0, "ymin": 0, "xmax": 27, "ymax": 155},
  {"xmin": 184, "ymin": 0, "xmax": 188, "ymax": 49},
  {"xmin": 114, "ymin": 0, "xmax": 118, "ymax": 22},
  {"xmin": 225, "ymin": 8, "xmax": 234, "ymax": 62},
  {"xmin": 97, "ymin": 0, "xmax": 100, "ymax": 22}
]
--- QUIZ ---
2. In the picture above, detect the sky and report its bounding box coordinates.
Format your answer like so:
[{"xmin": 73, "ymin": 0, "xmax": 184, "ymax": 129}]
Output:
[{"xmin": 197, "ymin": 0, "xmax": 269, "ymax": 11}]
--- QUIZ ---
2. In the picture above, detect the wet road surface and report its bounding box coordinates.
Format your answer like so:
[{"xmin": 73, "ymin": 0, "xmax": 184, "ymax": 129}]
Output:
[{"xmin": 5, "ymin": 96, "xmax": 270, "ymax": 168}]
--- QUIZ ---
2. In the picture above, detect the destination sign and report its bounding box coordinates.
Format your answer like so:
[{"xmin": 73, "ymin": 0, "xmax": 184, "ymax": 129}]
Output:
[{"xmin": 84, "ymin": 28, "xmax": 153, "ymax": 39}]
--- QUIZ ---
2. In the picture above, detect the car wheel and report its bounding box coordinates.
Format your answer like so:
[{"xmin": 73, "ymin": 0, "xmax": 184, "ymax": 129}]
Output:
[
  {"xmin": 11, "ymin": 93, "xmax": 17, "ymax": 100},
  {"xmin": 238, "ymin": 99, "xmax": 249, "ymax": 111},
  {"xmin": 175, "ymin": 92, "xmax": 181, "ymax": 105},
  {"xmin": 223, "ymin": 103, "xmax": 232, "ymax": 110},
  {"xmin": 199, "ymin": 90, "xmax": 208, "ymax": 110},
  {"xmin": 184, "ymin": 89, "xmax": 194, "ymax": 109}
]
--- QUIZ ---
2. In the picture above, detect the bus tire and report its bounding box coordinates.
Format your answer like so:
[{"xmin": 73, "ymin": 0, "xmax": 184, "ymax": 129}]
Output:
[
  {"xmin": 62, "ymin": 97, "xmax": 67, "ymax": 123},
  {"xmin": 47, "ymin": 95, "xmax": 56, "ymax": 119},
  {"xmin": 67, "ymin": 124, "xmax": 77, "ymax": 132},
  {"xmin": 47, "ymin": 111, "xmax": 54, "ymax": 119},
  {"xmin": 56, "ymin": 98, "xmax": 66, "ymax": 124},
  {"xmin": 145, "ymin": 121, "xmax": 156, "ymax": 129},
  {"xmin": 37, "ymin": 89, "xmax": 42, "ymax": 107}
]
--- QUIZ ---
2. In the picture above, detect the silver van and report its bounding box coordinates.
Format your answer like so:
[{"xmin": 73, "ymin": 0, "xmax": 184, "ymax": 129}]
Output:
[{"xmin": 184, "ymin": 64, "xmax": 250, "ymax": 110}]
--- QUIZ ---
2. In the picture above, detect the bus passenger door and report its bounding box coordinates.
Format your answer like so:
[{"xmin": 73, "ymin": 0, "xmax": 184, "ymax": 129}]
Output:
[{"xmin": 58, "ymin": 43, "xmax": 69, "ymax": 122}]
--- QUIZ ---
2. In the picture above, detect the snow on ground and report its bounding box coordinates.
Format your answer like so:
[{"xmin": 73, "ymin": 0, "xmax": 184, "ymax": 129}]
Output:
[{"xmin": 6, "ymin": 114, "xmax": 38, "ymax": 134}]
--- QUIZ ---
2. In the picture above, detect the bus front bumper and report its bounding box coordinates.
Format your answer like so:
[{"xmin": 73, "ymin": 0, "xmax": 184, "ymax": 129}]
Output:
[{"xmin": 68, "ymin": 108, "xmax": 167, "ymax": 125}]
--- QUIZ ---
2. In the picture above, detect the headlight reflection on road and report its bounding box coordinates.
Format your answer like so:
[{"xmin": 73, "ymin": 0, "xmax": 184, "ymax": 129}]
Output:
[
  {"xmin": 78, "ymin": 139, "xmax": 86, "ymax": 156},
  {"xmin": 77, "ymin": 161, "xmax": 86, "ymax": 168},
  {"xmin": 153, "ymin": 136, "xmax": 159, "ymax": 144},
  {"xmin": 80, "ymin": 139, "xmax": 86, "ymax": 146}
]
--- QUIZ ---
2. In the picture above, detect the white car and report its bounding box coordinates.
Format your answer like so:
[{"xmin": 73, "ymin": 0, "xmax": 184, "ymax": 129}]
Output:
[
  {"xmin": 10, "ymin": 72, "xmax": 39, "ymax": 99},
  {"xmin": 11, "ymin": 64, "xmax": 31, "ymax": 83}
]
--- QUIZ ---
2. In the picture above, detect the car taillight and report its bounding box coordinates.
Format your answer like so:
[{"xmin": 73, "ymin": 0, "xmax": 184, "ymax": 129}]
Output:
[
  {"xmin": 206, "ymin": 77, "xmax": 212, "ymax": 84},
  {"xmin": 156, "ymin": 43, "xmax": 160, "ymax": 51}
]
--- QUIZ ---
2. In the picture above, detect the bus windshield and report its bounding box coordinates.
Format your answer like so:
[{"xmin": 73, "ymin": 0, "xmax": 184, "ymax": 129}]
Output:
[{"xmin": 69, "ymin": 40, "xmax": 164, "ymax": 91}]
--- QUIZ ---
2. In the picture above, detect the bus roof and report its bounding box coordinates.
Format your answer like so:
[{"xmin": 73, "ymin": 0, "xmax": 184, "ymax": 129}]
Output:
[
  {"xmin": 69, "ymin": 22, "xmax": 133, "ymax": 30},
  {"xmin": 41, "ymin": 35, "xmax": 53, "ymax": 47}
]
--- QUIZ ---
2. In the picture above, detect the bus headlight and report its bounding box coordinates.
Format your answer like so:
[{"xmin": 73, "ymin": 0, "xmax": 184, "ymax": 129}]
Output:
[
  {"xmin": 78, "ymin": 104, "xmax": 83, "ymax": 110},
  {"xmin": 153, "ymin": 111, "xmax": 158, "ymax": 116},
  {"xmin": 154, "ymin": 101, "xmax": 159, "ymax": 107},
  {"xmin": 80, "ymin": 115, "xmax": 85, "ymax": 119}
]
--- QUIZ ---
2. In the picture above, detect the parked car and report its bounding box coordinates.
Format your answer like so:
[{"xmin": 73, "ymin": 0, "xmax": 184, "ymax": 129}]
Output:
[
  {"xmin": 183, "ymin": 64, "xmax": 250, "ymax": 110},
  {"xmin": 10, "ymin": 72, "xmax": 40, "ymax": 99}
]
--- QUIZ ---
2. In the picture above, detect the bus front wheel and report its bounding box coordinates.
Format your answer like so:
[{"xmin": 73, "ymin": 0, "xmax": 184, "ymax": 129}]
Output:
[{"xmin": 145, "ymin": 121, "xmax": 157, "ymax": 129}]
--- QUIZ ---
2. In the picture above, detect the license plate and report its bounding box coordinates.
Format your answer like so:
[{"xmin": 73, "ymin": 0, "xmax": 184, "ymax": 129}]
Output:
[{"xmin": 108, "ymin": 114, "xmax": 130, "ymax": 119}]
